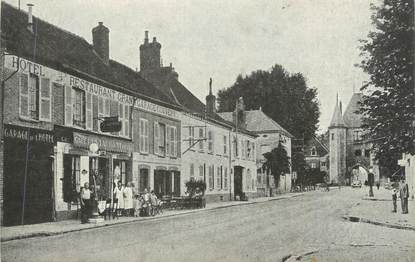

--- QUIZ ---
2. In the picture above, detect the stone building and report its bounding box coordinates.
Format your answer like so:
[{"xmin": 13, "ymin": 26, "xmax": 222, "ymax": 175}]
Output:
[
  {"xmin": 138, "ymin": 32, "xmax": 258, "ymax": 201},
  {"xmin": 329, "ymin": 93, "xmax": 379, "ymax": 185},
  {"xmin": 0, "ymin": 2, "xmax": 182, "ymax": 225},
  {"xmin": 219, "ymin": 108, "xmax": 293, "ymax": 196},
  {"xmin": 304, "ymin": 136, "xmax": 329, "ymax": 173}
]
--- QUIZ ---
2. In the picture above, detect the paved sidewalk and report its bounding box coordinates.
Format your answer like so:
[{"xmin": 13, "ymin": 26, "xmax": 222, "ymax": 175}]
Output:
[
  {"xmin": 344, "ymin": 187, "xmax": 415, "ymax": 231},
  {"xmin": 1, "ymin": 193, "xmax": 303, "ymax": 242}
]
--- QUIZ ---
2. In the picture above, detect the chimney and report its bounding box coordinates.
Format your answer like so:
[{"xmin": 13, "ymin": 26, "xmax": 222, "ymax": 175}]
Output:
[
  {"xmin": 206, "ymin": 78, "xmax": 216, "ymax": 115},
  {"xmin": 27, "ymin": 4, "xmax": 34, "ymax": 33},
  {"xmin": 139, "ymin": 31, "xmax": 161, "ymax": 72},
  {"xmin": 144, "ymin": 30, "xmax": 149, "ymax": 44},
  {"xmin": 340, "ymin": 101, "xmax": 343, "ymax": 114},
  {"xmin": 92, "ymin": 22, "xmax": 110, "ymax": 65}
]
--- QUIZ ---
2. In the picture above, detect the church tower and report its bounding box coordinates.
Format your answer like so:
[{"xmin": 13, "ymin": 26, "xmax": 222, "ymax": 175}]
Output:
[{"xmin": 328, "ymin": 95, "xmax": 347, "ymax": 184}]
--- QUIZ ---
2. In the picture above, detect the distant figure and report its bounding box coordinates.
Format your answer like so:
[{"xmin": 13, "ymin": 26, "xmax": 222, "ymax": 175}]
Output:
[
  {"xmin": 376, "ymin": 181, "xmax": 380, "ymax": 190},
  {"xmin": 399, "ymin": 178, "xmax": 409, "ymax": 214},
  {"xmin": 392, "ymin": 185, "xmax": 398, "ymax": 213}
]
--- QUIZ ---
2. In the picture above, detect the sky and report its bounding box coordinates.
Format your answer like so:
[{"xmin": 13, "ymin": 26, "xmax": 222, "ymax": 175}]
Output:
[{"xmin": 4, "ymin": 0, "xmax": 378, "ymax": 132}]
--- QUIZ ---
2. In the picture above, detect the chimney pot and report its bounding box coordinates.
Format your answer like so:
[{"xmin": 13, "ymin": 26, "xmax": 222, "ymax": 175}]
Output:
[
  {"xmin": 98, "ymin": 22, "xmax": 103, "ymax": 26},
  {"xmin": 27, "ymin": 3, "xmax": 34, "ymax": 32},
  {"xmin": 153, "ymin": 37, "xmax": 157, "ymax": 43},
  {"xmin": 144, "ymin": 31, "xmax": 149, "ymax": 43}
]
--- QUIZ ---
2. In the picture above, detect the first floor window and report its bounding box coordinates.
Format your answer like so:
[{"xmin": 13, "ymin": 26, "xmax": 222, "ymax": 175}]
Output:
[
  {"xmin": 199, "ymin": 165, "xmax": 204, "ymax": 181},
  {"xmin": 217, "ymin": 166, "xmax": 221, "ymax": 189},
  {"xmin": 73, "ymin": 88, "xmax": 86, "ymax": 128},
  {"xmin": 139, "ymin": 118, "xmax": 149, "ymax": 153},
  {"xmin": 19, "ymin": 73, "xmax": 51, "ymax": 121}
]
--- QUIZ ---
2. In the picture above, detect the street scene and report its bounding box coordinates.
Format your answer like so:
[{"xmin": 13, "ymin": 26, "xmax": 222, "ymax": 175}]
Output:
[{"xmin": 0, "ymin": 0, "xmax": 414, "ymax": 261}]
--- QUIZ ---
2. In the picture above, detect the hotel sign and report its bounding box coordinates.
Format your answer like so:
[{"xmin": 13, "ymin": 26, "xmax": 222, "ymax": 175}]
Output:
[
  {"xmin": 73, "ymin": 132, "xmax": 133, "ymax": 154},
  {"xmin": 5, "ymin": 55, "xmax": 178, "ymax": 120}
]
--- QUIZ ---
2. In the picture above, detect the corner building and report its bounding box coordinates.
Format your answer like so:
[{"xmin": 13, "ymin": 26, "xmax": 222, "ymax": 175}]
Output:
[{"xmin": 1, "ymin": 2, "xmax": 182, "ymax": 224}]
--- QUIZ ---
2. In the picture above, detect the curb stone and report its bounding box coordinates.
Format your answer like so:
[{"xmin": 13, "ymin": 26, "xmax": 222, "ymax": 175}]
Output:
[
  {"xmin": 342, "ymin": 215, "xmax": 415, "ymax": 231},
  {"xmin": 1, "ymin": 193, "xmax": 304, "ymax": 242}
]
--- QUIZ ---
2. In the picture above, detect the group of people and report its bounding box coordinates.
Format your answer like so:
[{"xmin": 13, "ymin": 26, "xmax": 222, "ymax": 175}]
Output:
[
  {"xmin": 79, "ymin": 181, "xmax": 163, "ymax": 223},
  {"xmin": 391, "ymin": 178, "xmax": 410, "ymax": 214}
]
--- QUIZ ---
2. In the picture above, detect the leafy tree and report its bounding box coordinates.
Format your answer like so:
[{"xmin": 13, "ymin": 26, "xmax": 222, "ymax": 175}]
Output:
[
  {"xmin": 262, "ymin": 142, "xmax": 291, "ymax": 187},
  {"xmin": 359, "ymin": 0, "xmax": 414, "ymax": 174},
  {"xmin": 217, "ymin": 64, "xmax": 320, "ymax": 142},
  {"xmin": 291, "ymin": 151, "xmax": 307, "ymax": 186}
]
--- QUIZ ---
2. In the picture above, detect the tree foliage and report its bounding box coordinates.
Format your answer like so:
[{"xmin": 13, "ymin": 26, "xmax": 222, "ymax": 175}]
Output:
[
  {"xmin": 262, "ymin": 142, "xmax": 291, "ymax": 187},
  {"xmin": 359, "ymin": 0, "xmax": 414, "ymax": 172},
  {"xmin": 217, "ymin": 64, "xmax": 320, "ymax": 142}
]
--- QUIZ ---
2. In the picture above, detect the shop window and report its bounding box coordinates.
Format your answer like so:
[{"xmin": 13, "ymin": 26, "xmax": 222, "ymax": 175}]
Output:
[
  {"xmin": 247, "ymin": 169, "xmax": 251, "ymax": 190},
  {"xmin": 139, "ymin": 168, "xmax": 149, "ymax": 192},
  {"xmin": 139, "ymin": 119, "xmax": 149, "ymax": 153},
  {"xmin": 223, "ymin": 135, "xmax": 227, "ymax": 155},
  {"xmin": 224, "ymin": 168, "xmax": 228, "ymax": 189},
  {"xmin": 173, "ymin": 172, "xmax": 181, "ymax": 197},
  {"xmin": 208, "ymin": 130, "xmax": 214, "ymax": 153},
  {"xmin": 364, "ymin": 149, "xmax": 370, "ymax": 158},
  {"xmin": 208, "ymin": 165, "xmax": 214, "ymax": 190},
  {"xmin": 63, "ymin": 155, "xmax": 80, "ymax": 203},
  {"xmin": 73, "ymin": 88, "xmax": 86, "ymax": 128},
  {"xmin": 355, "ymin": 149, "xmax": 362, "ymax": 157},
  {"xmin": 190, "ymin": 163, "xmax": 195, "ymax": 181},
  {"xmin": 19, "ymin": 73, "xmax": 51, "ymax": 121}
]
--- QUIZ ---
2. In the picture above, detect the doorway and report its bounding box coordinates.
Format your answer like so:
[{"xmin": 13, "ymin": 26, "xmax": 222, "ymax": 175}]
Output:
[{"xmin": 234, "ymin": 166, "xmax": 243, "ymax": 200}]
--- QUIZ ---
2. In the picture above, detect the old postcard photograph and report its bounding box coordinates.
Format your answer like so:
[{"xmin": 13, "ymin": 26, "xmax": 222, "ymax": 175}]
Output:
[{"xmin": 0, "ymin": 0, "xmax": 414, "ymax": 261}]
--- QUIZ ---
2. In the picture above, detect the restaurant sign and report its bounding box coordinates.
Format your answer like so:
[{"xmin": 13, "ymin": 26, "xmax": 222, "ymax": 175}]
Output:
[
  {"xmin": 73, "ymin": 132, "xmax": 133, "ymax": 154},
  {"xmin": 3, "ymin": 124, "xmax": 54, "ymax": 144}
]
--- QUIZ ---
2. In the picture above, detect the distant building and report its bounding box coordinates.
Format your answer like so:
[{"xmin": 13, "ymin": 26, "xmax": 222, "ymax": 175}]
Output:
[
  {"xmin": 219, "ymin": 108, "xmax": 293, "ymax": 196},
  {"xmin": 304, "ymin": 136, "xmax": 329, "ymax": 173},
  {"xmin": 328, "ymin": 93, "xmax": 379, "ymax": 185}
]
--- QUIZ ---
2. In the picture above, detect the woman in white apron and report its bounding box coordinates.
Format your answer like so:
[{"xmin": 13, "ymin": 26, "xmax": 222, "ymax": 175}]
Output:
[{"xmin": 123, "ymin": 182, "xmax": 134, "ymax": 216}]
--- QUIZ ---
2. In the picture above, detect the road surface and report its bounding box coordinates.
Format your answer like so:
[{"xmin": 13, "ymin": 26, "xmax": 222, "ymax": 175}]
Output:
[{"xmin": 2, "ymin": 188, "xmax": 415, "ymax": 262}]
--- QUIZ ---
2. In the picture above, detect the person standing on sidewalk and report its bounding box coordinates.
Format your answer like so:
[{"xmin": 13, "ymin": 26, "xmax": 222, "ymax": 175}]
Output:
[
  {"xmin": 392, "ymin": 185, "xmax": 398, "ymax": 213},
  {"xmin": 399, "ymin": 178, "xmax": 409, "ymax": 214},
  {"xmin": 80, "ymin": 182, "xmax": 91, "ymax": 223}
]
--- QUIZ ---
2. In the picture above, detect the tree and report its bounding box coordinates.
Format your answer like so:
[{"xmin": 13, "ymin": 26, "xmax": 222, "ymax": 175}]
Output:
[
  {"xmin": 262, "ymin": 142, "xmax": 291, "ymax": 188},
  {"xmin": 359, "ymin": 0, "xmax": 414, "ymax": 174},
  {"xmin": 217, "ymin": 64, "xmax": 320, "ymax": 142}
]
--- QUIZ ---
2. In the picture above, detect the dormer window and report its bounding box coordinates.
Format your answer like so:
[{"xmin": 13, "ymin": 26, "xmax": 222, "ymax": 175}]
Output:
[{"xmin": 311, "ymin": 147, "xmax": 317, "ymax": 156}]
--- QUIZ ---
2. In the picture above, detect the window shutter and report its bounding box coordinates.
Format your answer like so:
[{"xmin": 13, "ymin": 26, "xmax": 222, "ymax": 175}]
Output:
[
  {"xmin": 92, "ymin": 95, "xmax": 98, "ymax": 131},
  {"xmin": 166, "ymin": 126, "xmax": 171, "ymax": 156},
  {"xmin": 154, "ymin": 122, "xmax": 159, "ymax": 155},
  {"xmin": 64, "ymin": 85, "xmax": 73, "ymax": 126},
  {"xmin": 118, "ymin": 103, "xmax": 124, "ymax": 136},
  {"xmin": 144, "ymin": 120, "xmax": 149, "ymax": 152},
  {"xmin": 173, "ymin": 127, "xmax": 177, "ymax": 157},
  {"xmin": 124, "ymin": 104, "xmax": 130, "ymax": 137},
  {"xmin": 19, "ymin": 73, "xmax": 29, "ymax": 118},
  {"xmin": 86, "ymin": 92, "xmax": 92, "ymax": 130},
  {"xmin": 139, "ymin": 119, "xmax": 144, "ymax": 151},
  {"xmin": 39, "ymin": 77, "xmax": 51, "ymax": 121}
]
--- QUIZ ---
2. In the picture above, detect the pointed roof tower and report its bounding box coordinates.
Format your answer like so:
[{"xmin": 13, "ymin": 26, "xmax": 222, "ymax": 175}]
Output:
[{"xmin": 329, "ymin": 94, "xmax": 346, "ymax": 128}]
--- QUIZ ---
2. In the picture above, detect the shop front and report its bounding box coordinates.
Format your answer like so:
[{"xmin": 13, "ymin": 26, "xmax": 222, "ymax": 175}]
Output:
[
  {"xmin": 153, "ymin": 168, "xmax": 181, "ymax": 197},
  {"xmin": 3, "ymin": 124, "xmax": 54, "ymax": 226},
  {"xmin": 54, "ymin": 127, "xmax": 133, "ymax": 220}
]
